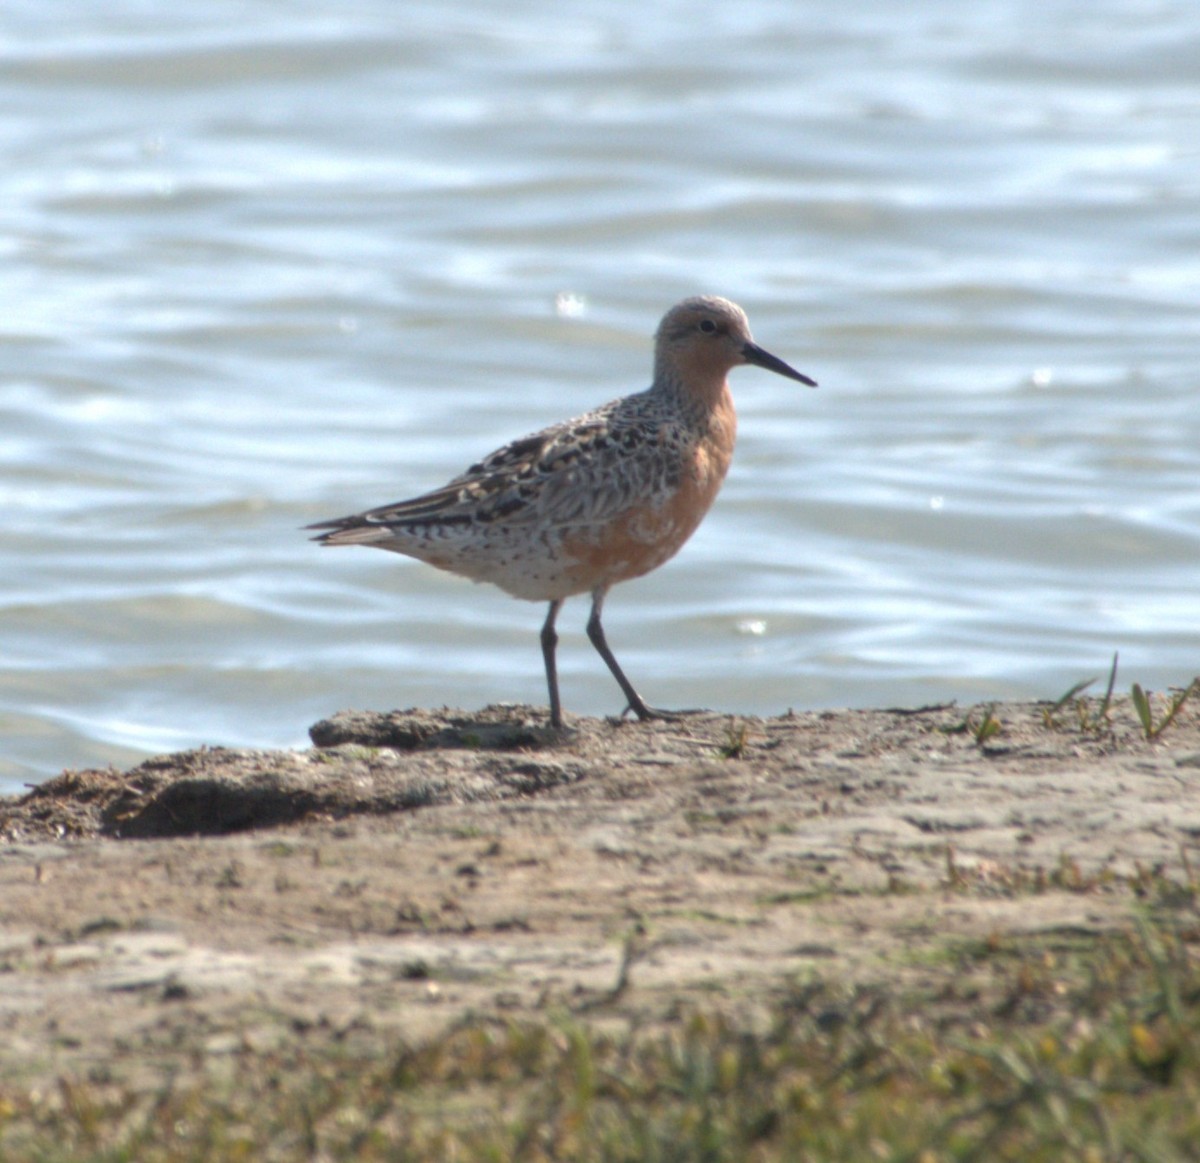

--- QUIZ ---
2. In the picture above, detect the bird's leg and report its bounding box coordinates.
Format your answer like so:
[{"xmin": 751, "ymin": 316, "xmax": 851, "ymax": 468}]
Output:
[
  {"xmin": 585, "ymin": 587, "xmax": 682, "ymax": 722},
  {"xmin": 541, "ymin": 599, "xmax": 565, "ymax": 729}
]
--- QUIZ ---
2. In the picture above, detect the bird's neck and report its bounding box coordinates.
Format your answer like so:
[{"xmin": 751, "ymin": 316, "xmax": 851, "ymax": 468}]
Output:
[{"xmin": 652, "ymin": 359, "xmax": 732, "ymax": 420}]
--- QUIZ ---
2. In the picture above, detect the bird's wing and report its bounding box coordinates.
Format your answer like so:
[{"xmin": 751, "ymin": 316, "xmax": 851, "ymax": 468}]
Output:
[{"xmin": 309, "ymin": 396, "xmax": 673, "ymax": 540}]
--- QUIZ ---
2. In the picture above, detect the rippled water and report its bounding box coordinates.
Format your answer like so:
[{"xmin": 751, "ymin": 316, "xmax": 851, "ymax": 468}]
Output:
[{"xmin": 3, "ymin": 0, "xmax": 1199, "ymax": 790}]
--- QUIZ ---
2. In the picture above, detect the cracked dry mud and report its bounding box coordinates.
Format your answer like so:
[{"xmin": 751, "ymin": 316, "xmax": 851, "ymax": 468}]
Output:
[{"xmin": 1, "ymin": 698, "xmax": 1199, "ymax": 1089}]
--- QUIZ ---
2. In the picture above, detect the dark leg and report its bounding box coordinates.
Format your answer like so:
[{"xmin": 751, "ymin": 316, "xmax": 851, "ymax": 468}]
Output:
[
  {"xmin": 540, "ymin": 599, "xmax": 565, "ymax": 728},
  {"xmin": 585, "ymin": 587, "xmax": 680, "ymax": 721}
]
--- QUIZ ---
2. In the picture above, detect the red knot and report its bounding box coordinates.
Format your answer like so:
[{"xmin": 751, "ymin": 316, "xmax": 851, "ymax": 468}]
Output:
[{"xmin": 309, "ymin": 295, "xmax": 816, "ymax": 728}]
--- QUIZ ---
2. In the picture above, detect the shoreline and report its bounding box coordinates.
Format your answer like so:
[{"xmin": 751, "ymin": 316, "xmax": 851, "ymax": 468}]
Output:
[{"xmin": 1, "ymin": 698, "xmax": 1198, "ymax": 1152}]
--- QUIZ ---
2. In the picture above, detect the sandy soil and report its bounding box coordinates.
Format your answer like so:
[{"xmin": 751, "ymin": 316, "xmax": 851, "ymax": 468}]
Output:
[{"xmin": 1, "ymin": 698, "xmax": 1199, "ymax": 1089}]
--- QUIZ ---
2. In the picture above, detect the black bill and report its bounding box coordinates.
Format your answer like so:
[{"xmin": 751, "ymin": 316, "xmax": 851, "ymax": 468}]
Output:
[{"xmin": 743, "ymin": 342, "xmax": 817, "ymax": 387}]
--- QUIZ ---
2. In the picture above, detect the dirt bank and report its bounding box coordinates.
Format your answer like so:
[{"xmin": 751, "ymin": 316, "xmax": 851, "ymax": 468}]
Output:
[{"xmin": 1, "ymin": 698, "xmax": 1198, "ymax": 1090}]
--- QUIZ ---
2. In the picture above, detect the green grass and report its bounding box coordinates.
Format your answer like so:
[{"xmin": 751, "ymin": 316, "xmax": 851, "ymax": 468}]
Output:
[
  {"xmin": 2, "ymin": 913, "xmax": 1197, "ymax": 1162},
  {"xmin": 1041, "ymin": 653, "xmax": 1200, "ymax": 744},
  {"xmin": 717, "ymin": 718, "xmax": 751, "ymax": 760},
  {"xmin": 1132, "ymin": 679, "xmax": 1200, "ymax": 742},
  {"xmin": 940, "ymin": 705, "xmax": 1003, "ymax": 747}
]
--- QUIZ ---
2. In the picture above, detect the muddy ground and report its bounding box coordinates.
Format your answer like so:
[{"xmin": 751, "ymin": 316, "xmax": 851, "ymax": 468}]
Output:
[{"xmin": 1, "ymin": 697, "xmax": 1199, "ymax": 1091}]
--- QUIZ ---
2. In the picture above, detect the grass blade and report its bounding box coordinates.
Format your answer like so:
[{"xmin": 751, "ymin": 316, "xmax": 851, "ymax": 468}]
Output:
[
  {"xmin": 1052, "ymin": 677, "xmax": 1096, "ymax": 711},
  {"xmin": 1131, "ymin": 683, "xmax": 1153, "ymax": 738},
  {"xmin": 1099, "ymin": 651, "xmax": 1119, "ymax": 719}
]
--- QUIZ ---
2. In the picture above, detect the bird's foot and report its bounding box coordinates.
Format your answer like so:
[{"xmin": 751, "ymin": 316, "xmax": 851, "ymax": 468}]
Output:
[{"xmin": 617, "ymin": 702, "xmax": 703, "ymax": 723}]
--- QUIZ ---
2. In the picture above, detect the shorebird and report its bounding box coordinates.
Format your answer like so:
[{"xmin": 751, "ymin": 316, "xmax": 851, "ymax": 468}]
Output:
[{"xmin": 309, "ymin": 296, "xmax": 816, "ymax": 728}]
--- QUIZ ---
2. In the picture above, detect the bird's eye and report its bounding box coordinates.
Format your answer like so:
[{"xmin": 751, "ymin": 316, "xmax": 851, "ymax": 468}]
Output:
[{"xmin": 699, "ymin": 319, "xmax": 717, "ymax": 334}]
